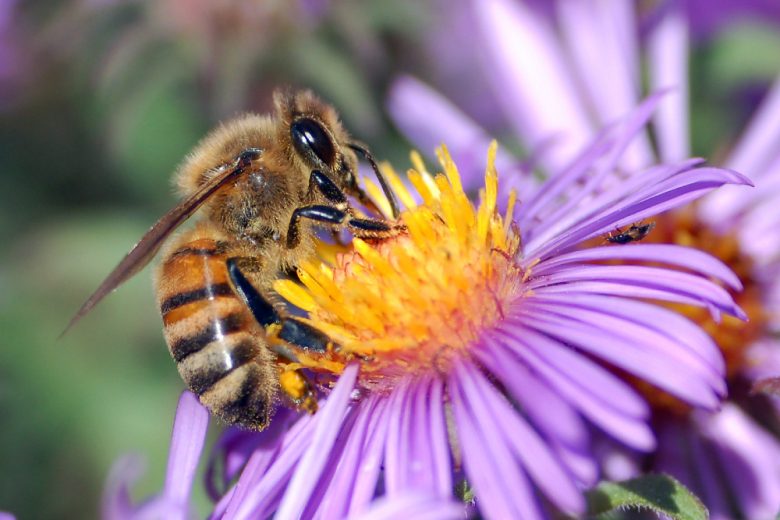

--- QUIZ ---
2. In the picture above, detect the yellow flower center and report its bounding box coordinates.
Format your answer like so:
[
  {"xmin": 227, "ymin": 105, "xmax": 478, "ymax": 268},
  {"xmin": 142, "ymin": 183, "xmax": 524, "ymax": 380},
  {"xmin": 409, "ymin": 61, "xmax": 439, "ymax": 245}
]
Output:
[{"xmin": 274, "ymin": 143, "xmax": 524, "ymax": 393}]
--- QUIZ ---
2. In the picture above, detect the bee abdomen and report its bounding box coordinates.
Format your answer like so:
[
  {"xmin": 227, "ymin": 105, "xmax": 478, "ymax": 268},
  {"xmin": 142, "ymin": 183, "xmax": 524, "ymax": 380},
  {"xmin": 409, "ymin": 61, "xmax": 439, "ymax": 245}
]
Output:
[{"xmin": 156, "ymin": 236, "xmax": 276, "ymax": 430}]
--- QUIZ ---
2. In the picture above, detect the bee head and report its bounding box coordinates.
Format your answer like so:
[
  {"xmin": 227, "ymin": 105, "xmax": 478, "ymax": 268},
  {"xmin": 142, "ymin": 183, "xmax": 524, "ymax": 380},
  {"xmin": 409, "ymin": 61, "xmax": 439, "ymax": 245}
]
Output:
[{"xmin": 275, "ymin": 89, "xmax": 361, "ymax": 195}]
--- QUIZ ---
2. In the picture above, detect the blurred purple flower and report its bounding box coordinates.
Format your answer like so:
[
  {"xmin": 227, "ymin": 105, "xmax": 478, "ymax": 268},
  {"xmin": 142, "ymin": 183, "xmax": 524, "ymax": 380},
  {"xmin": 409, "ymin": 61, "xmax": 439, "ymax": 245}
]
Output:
[
  {"xmin": 667, "ymin": 0, "xmax": 780, "ymax": 39},
  {"xmin": 387, "ymin": 0, "xmax": 780, "ymax": 517},
  {"xmin": 103, "ymin": 391, "xmax": 209, "ymax": 520},
  {"xmin": 0, "ymin": 0, "xmax": 28, "ymax": 109}
]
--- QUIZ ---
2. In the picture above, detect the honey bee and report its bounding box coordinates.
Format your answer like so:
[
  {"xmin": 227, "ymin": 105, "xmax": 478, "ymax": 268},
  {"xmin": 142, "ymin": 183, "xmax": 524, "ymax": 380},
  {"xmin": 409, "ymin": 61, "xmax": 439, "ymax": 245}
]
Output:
[
  {"xmin": 67, "ymin": 89, "xmax": 403, "ymax": 430},
  {"xmin": 605, "ymin": 222, "xmax": 655, "ymax": 244}
]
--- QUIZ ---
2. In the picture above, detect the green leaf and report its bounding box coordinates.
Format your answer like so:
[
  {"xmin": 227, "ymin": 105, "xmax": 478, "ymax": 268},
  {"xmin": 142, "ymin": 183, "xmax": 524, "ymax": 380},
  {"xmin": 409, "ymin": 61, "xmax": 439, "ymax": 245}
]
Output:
[{"xmin": 586, "ymin": 473, "xmax": 708, "ymax": 520}]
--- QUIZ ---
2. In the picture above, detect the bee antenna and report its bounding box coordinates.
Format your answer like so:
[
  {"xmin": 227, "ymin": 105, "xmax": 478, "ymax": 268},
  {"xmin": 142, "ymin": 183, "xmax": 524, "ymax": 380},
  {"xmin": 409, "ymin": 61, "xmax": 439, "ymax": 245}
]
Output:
[{"xmin": 348, "ymin": 142, "xmax": 400, "ymax": 219}]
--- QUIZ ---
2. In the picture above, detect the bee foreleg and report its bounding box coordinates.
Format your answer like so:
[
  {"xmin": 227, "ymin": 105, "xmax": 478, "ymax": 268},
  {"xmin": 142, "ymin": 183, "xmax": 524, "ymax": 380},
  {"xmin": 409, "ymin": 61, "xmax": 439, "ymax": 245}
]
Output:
[{"xmin": 287, "ymin": 205, "xmax": 401, "ymax": 249}]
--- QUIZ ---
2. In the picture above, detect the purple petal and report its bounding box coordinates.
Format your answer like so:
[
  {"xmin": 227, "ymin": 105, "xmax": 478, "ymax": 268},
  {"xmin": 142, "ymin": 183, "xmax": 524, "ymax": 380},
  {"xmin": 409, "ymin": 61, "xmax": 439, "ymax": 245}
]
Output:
[
  {"xmin": 521, "ymin": 295, "xmax": 725, "ymax": 388},
  {"xmin": 700, "ymin": 405, "xmax": 780, "ymax": 519},
  {"xmin": 206, "ymin": 409, "xmax": 295, "ymax": 501},
  {"xmin": 726, "ymin": 75, "xmax": 780, "ymax": 179},
  {"xmin": 533, "ymin": 244, "xmax": 742, "ymax": 290},
  {"xmin": 687, "ymin": 427, "xmax": 733, "ymax": 520},
  {"xmin": 521, "ymin": 93, "xmax": 668, "ymax": 229},
  {"xmin": 647, "ymin": 3, "xmax": 691, "ymax": 162},
  {"xmin": 467, "ymin": 361, "xmax": 585, "ymax": 514},
  {"xmin": 386, "ymin": 75, "xmax": 532, "ymax": 193},
  {"xmin": 300, "ymin": 407, "xmax": 362, "ymax": 518},
  {"xmin": 483, "ymin": 328, "xmax": 655, "ymax": 450},
  {"xmin": 535, "ymin": 279, "xmax": 736, "ymax": 311},
  {"xmin": 427, "ymin": 377, "xmax": 454, "ymax": 499},
  {"xmin": 528, "ymin": 165, "xmax": 752, "ymax": 258},
  {"xmin": 345, "ymin": 396, "xmax": 392, "ymax": 515},
  {"xmin": 163, "ymin": 391, "xmax": 210, "ymax": 519},
  {"xmin": 556, "ymin": 0, "xmax": 652, "ymax": 169},
  {"xmin": 384, "ymin": 378, "xmax": 414, "ymax": 497},
  {"xmin": 476, "ymin": 338, "xmax": 588, "ymax": 448},
  {"xmin": 345, "ymin": 492, "xmax": 466, "ymax": 520},
  {"xmin": 528, "ymin": 264, "xmax": 743, "ymax": 319},
  {"xmin": 526, "ymin": 292, "xmax": 725, "ymax": 377},
  {"xmin": 494, "ymin": 325, "xmax": 649, "ymax": 418},
  {"xmin": 473, "ymin": 0, "xmax": 594, "ymax": 172},
  {"xmin": 312, "ymin": 395, "xmax": 382, "ymax": 519},
  {"xmin": 0, "ymin": 514, "xmax": 15, "ymax": 520},
  {"xmin": 223, "ymin": 411, "xmax": 317, "ymax": 519},
  {"xmin": 474, "ymin": 341, "xmax": 598, "ymax": 484},
  {"xmin": 382, "ymin": 377, "xmax": 453, "ymax": 501},
  {"xmin": 274, "ymin": 364, "xmax": 360, "ymax": 519},
  {"xmin": 699, "ymin": 75, "xmax": 780, "ymax": 225},
  {"xmin": 101, "ymin": 454, "xmax": 146, "ymax": 520},
  {"xmin": 510, "ymin": 309, "xmax": 722, "ymax": 409},
  {"xmin": 450, "ymin": 362, "xmax": 545, "ymax": 520}
]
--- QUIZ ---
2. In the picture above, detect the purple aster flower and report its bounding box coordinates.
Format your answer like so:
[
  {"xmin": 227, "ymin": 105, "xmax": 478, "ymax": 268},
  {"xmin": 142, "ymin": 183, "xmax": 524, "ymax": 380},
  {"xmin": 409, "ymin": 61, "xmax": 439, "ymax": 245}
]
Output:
[
  {"xmin": 387, "ymin": 1, "xmax": 780, "ymax": 517},
  {"xmin": 185, "ymin": 94, "xmax": 747, "ymax": 519},
  {"xmin": 661, "ymin": 0, "xmax": 780, "ymax": 39}
]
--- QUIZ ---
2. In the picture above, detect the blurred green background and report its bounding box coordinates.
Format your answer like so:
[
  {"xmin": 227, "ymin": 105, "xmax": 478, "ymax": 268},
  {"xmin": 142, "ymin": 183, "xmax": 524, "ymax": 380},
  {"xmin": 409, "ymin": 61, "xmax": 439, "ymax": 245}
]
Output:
[{"xmin": 1, "ymin": 1, "xmax": 779, "ymax": 518}]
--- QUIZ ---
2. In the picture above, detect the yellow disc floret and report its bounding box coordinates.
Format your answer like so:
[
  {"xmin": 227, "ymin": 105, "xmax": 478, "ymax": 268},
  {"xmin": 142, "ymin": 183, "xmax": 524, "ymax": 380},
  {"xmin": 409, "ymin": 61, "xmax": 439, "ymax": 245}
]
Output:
[{"xmin": 274, "ymin": 142, "xmax": 525, "ymax": 393}]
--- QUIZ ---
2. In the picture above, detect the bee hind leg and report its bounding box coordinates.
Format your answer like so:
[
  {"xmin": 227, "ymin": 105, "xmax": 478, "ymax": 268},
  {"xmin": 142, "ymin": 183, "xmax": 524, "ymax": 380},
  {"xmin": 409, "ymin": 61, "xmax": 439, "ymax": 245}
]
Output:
[{"xmin": 227, "ymin": 257, "xmax": 332, "ymax": 412}]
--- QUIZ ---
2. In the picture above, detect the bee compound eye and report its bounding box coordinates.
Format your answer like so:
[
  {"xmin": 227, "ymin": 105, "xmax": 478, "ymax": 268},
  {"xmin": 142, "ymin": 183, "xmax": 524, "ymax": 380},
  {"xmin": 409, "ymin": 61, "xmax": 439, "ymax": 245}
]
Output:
[{"xmin": 291, "ymin": 118, "xmax": 336, "ymax": 167}]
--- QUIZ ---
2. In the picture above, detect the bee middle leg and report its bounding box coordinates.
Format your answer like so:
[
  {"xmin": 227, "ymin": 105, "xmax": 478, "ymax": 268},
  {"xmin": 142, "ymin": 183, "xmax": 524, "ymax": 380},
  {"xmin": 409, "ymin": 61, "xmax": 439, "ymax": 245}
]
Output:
[{"xmin": 227, "ymin": 257, "xmax": 333, "ymax": 412}]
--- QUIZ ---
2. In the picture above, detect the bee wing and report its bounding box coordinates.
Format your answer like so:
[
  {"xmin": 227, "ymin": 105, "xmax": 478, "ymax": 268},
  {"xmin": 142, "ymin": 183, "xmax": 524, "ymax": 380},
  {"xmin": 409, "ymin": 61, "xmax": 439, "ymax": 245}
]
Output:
[{"xmin": 63, "ymin": 152, "xmax": 259, "ymax": 335}]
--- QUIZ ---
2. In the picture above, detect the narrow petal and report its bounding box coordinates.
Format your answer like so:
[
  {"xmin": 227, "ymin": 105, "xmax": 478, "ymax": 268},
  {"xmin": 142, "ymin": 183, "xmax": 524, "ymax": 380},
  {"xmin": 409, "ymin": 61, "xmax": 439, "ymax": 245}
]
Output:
[
  {"xmin": 486, "ymin": 328, "xmax": 656, "ymax": 450},
  {"xmin": 527, "ymin": 292, "xmax": 725, "ymax": 376},
  {"xmin": 647, "ymin": 2, "xmax": 691, "ymax": 162},
  {"xmin": 529, "ymin": 264, "xmax": 743, "ymax": 319},
  {"xmin": 315, "ymin": 395, "xmax": 383, "ymax": 519},
  {"xmin": 468, "ymin": 362, "xmax": 585, "ymax": 514},
  {"xmin": 511, "ymin": 311, "xmax": 721, "ymax": 409},
  {"xmin": 529, "ymin": 166, "xmax": 752, "ymax": 258},
  {"xmin": 163, "ymin": 391, "xmax": 210, "ymax": 519},
  {"xmin": 699, "ymin": 75, "xmax": 780, "ymax": 225},
  {"xmin": 224, "ymin": 409, "xmax": 317, "ymax": 519},
  {"xmin": 522, "ymin": 93, "xmax": 668, "ymax": 230},
  {"xmin": 701, "ymin": 405, "xmax": 780, "ymax": 520},
  {"xmin": 346, "ymin": 492, "xmax": 466, "ymax": 520},
  {"xmin": 383, "ymin": 378, "xmax": 414, "ymax": 497},
  {"xmin": 274, "ymin": 364, "xmax": 360, "ymax": 519},
  {"xmin": 387, "ymin": 75, "xmax": 531, "ymax": 193},
  {"xmin": 101, "ymin": 455, "xmax": 146, "ymax": 520},
  {"xmin": 345, "ymin": 397, "xmax": 392, "ymax": 515},
  {"xmin": 477, "ymin": 337, "xmax": 589, "ymax": 448},
  {"xmin": 557, "ymin": 0, "xmax": 652, "ymax": 169},
  {"xmin": 521, "ymin": 297, "xmax": 725, "ymax": 390},
  {"xmin": 726, "ymin": 75, "xmax": 780, "ymax": 179},
  {"xmin": 532, "ymin": 244, "xmax": 742, "ymax": 290},
  {"xmin": 473, "ymin": 0, "xmax": 594, "ymax": 171},
  {"xmin": 450, "ymin": 362, "xmax": 545, "ymax": 520},
  {"xmin": 385, "ymin": 377, "xmax": 449, "ymax": 498}
]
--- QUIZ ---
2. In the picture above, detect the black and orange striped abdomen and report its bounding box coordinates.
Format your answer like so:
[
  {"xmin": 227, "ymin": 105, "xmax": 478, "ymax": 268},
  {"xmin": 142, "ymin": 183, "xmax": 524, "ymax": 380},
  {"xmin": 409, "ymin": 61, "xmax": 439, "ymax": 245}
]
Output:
[{"xmin": 156, "ymin": 235, "xmax": 276, "ymax": 430}]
